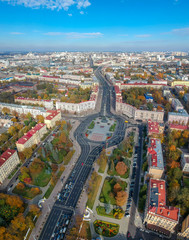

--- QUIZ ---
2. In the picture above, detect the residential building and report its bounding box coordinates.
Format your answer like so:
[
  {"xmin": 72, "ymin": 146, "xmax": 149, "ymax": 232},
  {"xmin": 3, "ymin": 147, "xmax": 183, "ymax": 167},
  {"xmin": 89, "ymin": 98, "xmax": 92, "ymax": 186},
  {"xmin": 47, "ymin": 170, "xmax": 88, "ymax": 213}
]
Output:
[
  {"xmin": 168, "ymin": 109, "xmax": 189, "ymax": 125},
  {"xmin": 16, "ymin": 123, "xmax": 47, "ymax": 152},
  {"xmin": 179, "ymin": 215, "xmax": 189, "ymax": 238},
  {"xmin": 181, "ymin": 152, "xmax": 189, "ymax": 173},
  {"xmin": 144, "ymin": 94, "xmax": 153, "ymax": 103},
  {"xmin": 15, "ymin": 97, "xmax": 54, "ymax": 109},
  {"xmin": 183, "ymin": 93, "xmax": 189, "ymax": 103},
  {"xmin": 147, "ymin": 120, "xmax": 164, "ymax": 136},
  {"xmin": 44, "ymin": 110, "xmax": 61, "ymax": 129},
  {"xmin": 0, "ymin": 149, "xmax": 20, "ymax": 184},
  {"xmin": 0, "ymin": 102, "xmax": 47, "ymax": 117},
  {"xmin": 169, "ymin": 124, "xmax": 188, "ymax": 131},
  {"xmin": 171, "ymin": 81, "xmax": 189, "ymax": 87},
  {"xmin": 147, "ymin": 138, "xmax": 164, "ymax": 179},
  {"xmin": 144, "ymin": 178, "xmax": 179, "ymax": 235},
  {"xmin": 171, "ymin": 98, "xmax": 184, "ymax": 111}
]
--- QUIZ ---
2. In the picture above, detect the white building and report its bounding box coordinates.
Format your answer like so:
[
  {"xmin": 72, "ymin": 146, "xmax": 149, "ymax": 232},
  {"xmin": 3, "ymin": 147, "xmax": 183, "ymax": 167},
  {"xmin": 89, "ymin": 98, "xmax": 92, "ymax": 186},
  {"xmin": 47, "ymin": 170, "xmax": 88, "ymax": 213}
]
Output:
[
  {"xmin": 181, "ymin": 152, "xmax": 189, "ymax": 173},
  {"xmin": 0, "ymin": 149, "xmax": 20, "ymax": 184}
]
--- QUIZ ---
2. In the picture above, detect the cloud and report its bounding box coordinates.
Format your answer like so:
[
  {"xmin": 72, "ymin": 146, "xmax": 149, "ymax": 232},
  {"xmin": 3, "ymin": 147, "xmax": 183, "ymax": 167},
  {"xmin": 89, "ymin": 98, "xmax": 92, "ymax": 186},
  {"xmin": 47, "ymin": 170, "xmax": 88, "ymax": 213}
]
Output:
[
  {"xmin": 80, "ymin": 11, "xmax": 84, "ymax": 14},
  {"xmin": 68, "ymin": 13, "xmax": 72, "ymax": 16},
  {"xmin": 44, "ymin": 32, "xmax": 103, "ymax": 39},
  {"xmin": 10, "ymin": 32, "xmax": 24, "ymax": 35},
  {"xmin": 1, "ymin": 0, "xmax": 91, "ymax": 11},
  {"xmin": 171, "ymin": 27, "xmax": 189, "ymax": 36},
  {"xmin": 135, "ymin": 34, "xmax": 151, "ymax": 38}
]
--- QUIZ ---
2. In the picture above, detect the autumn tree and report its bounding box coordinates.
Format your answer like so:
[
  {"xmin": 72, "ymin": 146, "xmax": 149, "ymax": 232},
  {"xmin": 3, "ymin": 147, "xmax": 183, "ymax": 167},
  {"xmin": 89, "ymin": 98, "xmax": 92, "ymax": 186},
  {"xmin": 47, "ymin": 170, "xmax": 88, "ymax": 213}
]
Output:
[
  {"xmin": 29, "ymin": 204, "xmax": 41, "ymax": 217},
  {"xmin": 113, "ymin": 183, "xmax": 122, "ymax": 194},
  {"xmin": 11, "ymin": 213, "xmax": 26, "ymax": 232},
  {"xmin": 8, "ymin": 126, "xmax": 16, "ymax": 136},
  {"xmin": 115, "ymin": 161, "xmax": 128, "ymax": 176},
  {"xmin": 16, "ymin": 183, "xmax": 25, "ymax": 191},
  {"xmin": 36, "ymin": 115, "xmax": 44, "ymax": 123},
  {"xmin": 2, "ymin": 107, "xmax": 10, "ymax": 115},
  {"xmin": 116, "ymin": 191, "xmax": 128, "ymax": 206},
  {"xmin": 22, "ymin": 147, "xmax": 33, "ymax": 160}
]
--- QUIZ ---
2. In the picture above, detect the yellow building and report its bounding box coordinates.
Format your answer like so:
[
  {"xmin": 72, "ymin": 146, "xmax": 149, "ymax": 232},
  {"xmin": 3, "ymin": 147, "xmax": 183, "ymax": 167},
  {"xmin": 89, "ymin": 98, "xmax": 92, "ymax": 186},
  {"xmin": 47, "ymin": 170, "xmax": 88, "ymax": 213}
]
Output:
[
  {"xmin": 44, "ymin": 110, "xmax": 61, "ymax": 129},
  {"xmin": 0, "ymin": 149, "xmax": 20, "ymax": 184},
  {"xmin": 171, "ymin": 81, "xmax": 189, "ymax": 87}
]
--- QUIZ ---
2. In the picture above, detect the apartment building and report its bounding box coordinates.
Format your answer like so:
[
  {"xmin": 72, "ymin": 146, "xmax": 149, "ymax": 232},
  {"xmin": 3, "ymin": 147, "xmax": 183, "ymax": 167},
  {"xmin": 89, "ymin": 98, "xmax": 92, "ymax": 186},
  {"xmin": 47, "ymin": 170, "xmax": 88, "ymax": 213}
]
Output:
[
  {"xmin": 168, "ymin": 109, "xmax": 189, "ymax": 125},
  {"xmin": 16, "ymin": 123, "xmax": 47, "ymax": 152},
  {"xmin": 171, "ymin": 98, "xmax": 184, "ymax": 111},
  {"xmin": 144, "ymin": 179, "xmax": 179, "ymax": 235},
  {"xmin": 147, "ymin": 120, "xmax": 164, "ymax": 136},
  {"xmin": 181, "ymin": 152, "xmax": 189, "ymax": 173},
  {"xmin": 55, "ymin": 85, "xmax": 99, "ymax": 114},
  {"xmin": 147, "ymin": 138, "xmax": 164, "ymax": 179},
  {"xmin": 179, "ymin": 215, "xmax": 189, "ymax": 238},
  {"xmin": 169, "ymin": 124, "xmax": 188, "ymax": 131},
  {"xmin": 0, "ymin": 149, "xmax": 20, "ymax": 184},
  {"xmin": 0, "ymin": 102, "xmax": 47, "ymax": 117},
  {"xmin": 15, "ymin": 97, "xmax": 54, "ymax": 109},
  {"xmin": 44, "ymin": 110, "xmax": 61, "ymax": 128}
]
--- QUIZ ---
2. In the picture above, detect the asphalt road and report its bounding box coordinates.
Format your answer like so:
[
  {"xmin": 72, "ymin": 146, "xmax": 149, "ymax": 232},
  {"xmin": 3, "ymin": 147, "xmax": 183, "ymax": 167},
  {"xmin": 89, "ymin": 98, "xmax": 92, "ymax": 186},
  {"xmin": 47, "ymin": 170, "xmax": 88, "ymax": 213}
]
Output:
[{"xmin": 39, "ymin": 67, "xmax": 127, "ymax": 240}]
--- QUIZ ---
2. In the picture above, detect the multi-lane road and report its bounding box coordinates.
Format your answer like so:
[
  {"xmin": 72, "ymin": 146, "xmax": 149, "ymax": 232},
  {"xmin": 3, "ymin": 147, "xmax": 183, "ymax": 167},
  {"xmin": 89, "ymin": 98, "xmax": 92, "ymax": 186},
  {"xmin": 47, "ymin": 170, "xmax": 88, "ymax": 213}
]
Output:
[{"xmin": 39, "ymin": 68, "xmax": 127, "ymax": 240}]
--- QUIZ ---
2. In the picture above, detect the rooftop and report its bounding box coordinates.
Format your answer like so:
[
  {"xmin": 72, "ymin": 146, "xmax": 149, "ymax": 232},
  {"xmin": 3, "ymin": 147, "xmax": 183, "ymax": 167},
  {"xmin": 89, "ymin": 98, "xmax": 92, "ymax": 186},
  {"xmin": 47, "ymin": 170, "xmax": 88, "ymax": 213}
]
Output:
[
  {"xmin": 148, "ymin": 138, "xmax": 164, "ymax": 169},
  {"xmin": 148, "ymin": 120, "xmax": 160, "ymax": 134},
  {"xmin": 148, "ymin": 179, "xmax": 179, "ymax": 222}
]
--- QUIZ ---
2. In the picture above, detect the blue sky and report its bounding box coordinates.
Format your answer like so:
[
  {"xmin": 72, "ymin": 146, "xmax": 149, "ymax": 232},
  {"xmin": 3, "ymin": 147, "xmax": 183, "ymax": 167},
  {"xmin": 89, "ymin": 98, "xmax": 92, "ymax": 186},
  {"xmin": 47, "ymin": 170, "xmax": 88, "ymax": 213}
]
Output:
[{"xmin": 0, "ymin": 0, "xmax": 189, "ymax": 51}]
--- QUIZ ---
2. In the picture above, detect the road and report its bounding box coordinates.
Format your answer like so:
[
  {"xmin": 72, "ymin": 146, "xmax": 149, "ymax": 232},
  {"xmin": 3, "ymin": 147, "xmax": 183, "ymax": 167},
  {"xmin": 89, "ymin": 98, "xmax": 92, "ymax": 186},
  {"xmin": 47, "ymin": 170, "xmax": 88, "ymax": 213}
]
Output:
[{"xmin": 38, "ymin": 67, "xmax": 127, "ymax": 240}]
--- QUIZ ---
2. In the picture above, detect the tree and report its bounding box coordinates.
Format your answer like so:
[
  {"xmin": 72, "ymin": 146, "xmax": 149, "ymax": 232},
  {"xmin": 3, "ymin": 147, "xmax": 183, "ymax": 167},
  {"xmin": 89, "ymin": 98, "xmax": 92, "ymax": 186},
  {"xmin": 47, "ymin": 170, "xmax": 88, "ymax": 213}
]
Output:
[
  {"xmin": 115, "ymin": 162, "xmax": 128, "ymax": 176},
  {"xmin": 2, "ymin": 107, "xmax": 10, "ymax": 115},
  {"xmin": 115, "ymin": 191, "xmax": 128, "ymax": 206},
  {"xmin": 8, "ymin": 126, "xmax": 16, "ymax": 136},
  {"xmin": 113, "ymin": 183, "xmax": 122, "ymax": 194},
  {"xmin": 22, "ymin": 147, "xmax": 33, "ymax": 159},
  {"xmin": 36, "ymin": 115, "xmax": 44, "ymax": 123},
  {"xmin": 29, "ymin": 204, "xmax": 40, "ymax": 216},
  {"xmin": 59, "ymin": 131, "xmax": 67, "ymax": 144},
  {"xmin": 16, "ymin": 183, "xmax": 25, "ymax": 191},
  {"xmin": 11, "ymin": 213, "xmax": 26, "ymax": 232},
  {"xmin": 25, "ymin": 112, "xmax": 32, "ymax": 120}
]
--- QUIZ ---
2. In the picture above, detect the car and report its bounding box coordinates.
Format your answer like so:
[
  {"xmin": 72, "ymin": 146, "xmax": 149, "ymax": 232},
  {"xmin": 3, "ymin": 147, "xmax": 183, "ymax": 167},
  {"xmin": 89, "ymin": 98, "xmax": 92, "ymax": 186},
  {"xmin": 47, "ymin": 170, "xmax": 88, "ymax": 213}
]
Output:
[{"xmin": 125, "ymin": 213, "xmax": 130, "ymax": 217}]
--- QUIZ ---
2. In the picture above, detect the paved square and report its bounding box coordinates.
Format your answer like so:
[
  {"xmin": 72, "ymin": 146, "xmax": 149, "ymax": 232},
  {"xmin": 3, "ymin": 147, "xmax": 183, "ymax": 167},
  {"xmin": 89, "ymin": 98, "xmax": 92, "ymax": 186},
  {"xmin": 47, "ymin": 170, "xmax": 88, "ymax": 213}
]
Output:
[{"xmin": 86, "ymin": 117, "xmax": 117, "ymax": 142}]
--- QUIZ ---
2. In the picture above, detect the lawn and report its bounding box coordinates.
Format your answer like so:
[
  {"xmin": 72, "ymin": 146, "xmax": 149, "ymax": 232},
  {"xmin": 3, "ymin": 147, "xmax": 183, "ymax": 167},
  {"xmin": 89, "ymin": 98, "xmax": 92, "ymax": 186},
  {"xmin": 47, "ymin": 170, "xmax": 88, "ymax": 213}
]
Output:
[
  {"xmin": 96, "ymin": 206, "xmax": 114, "ymax": 218},
  {"xmin": 13, "ymin": 184, "xmax": 42, "ymax": 199},
  {"xmin": 87, "ymin": 174, "xmax": 102, "ymax": 209},
  {"xmin": 183, "ymin": 177, "xmax": 189, "ymax": 187},
  {"xmin": 94, "ymin": 220, "xmax": 119, "ymax": 237},
  {"xmin": 79, "ymin": 222, "xmax": 91, "ymax": 239},
  {"xmin": 88, "ymin": 121, "xmax": 95, "ymax": 129},
  {"xmin": 99, "ymin": 177, "xmax": 127, "ymax": 205},
  {"xmin": 44, "ymin": 185, "xmax": 54, "ymax": 199},
  {"xmin": 64, "ymin": 150, "xmax": 75, "ymax": 165},
  {"xmin": 31, "ymin": 168, "xmax": 51, "ymax": 187},
  {"xmin": 109, "ymin": 123, "xmax": 117, "ymax": 132}
]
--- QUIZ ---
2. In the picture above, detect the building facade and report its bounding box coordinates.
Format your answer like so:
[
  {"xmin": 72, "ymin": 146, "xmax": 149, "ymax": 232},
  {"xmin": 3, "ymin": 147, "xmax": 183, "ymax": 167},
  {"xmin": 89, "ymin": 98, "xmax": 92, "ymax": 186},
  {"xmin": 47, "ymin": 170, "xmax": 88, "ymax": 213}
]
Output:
[
  {"xmin": 44, "ymin": 110, "xmax": 61, "ymax": 129},
  {"xmin": 181, "ymin": 152, "xmax": 189, "ymax": 173},
  {"xmin": 0, "ymin": 149, "xmax": 20, "ymax": 184},
  {"xmin": 15, "ymin": 97, "xmax": 54, "ymax": 109}
]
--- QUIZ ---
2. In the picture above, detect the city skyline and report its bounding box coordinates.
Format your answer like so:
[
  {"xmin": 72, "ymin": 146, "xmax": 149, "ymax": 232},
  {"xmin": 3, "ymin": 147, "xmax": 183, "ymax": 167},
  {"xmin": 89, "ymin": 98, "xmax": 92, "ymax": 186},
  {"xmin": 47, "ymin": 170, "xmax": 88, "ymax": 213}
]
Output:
[{"xmin": 0, "ymin": 0, "xmax": 189, "ymax": 51}]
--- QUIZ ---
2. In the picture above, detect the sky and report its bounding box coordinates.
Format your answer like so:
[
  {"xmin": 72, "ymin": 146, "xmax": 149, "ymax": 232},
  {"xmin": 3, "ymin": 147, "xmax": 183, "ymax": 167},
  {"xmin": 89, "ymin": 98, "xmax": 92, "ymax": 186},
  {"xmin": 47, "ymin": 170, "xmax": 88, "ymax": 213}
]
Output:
[{"xmin": 0, "ymin": 0, "xmax": 189, "ymax": 51}]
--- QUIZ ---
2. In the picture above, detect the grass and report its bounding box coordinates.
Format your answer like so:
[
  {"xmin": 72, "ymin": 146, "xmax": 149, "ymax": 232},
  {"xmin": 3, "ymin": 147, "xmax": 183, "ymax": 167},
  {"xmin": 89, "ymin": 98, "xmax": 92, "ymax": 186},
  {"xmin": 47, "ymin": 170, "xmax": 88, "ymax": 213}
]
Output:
[
  {"xmin": 96, "ymin": 206, "xmax": 114, "ymax": 218},
  {"xmin": 109, "ymin": 123, "xmax": 117, "ymax": 132},
  {"xmin": 44, "ymin": 185, "xmax": 54, "ymax": 199},
  {"xmin": 79, "ymin": 222, "xmax": 91, "ymax": 239},
  {"xmin": 88, "ymin": 121, "xmax": 95, "ymax": 129},
  {"xmin": 87, "ymin": 174, "xmax": 102, "ymax": 209},
  {"xmin": 43, "ymin": 167, "xmax": 65, "ymax": 199},
  {"xmin": 31, "ymin": 168, "xmax": 51, "ymax": 187},
  {"xmin": 99, "ymin": 177, "xmax": 127, "ymax": 205},
  {"xmin": 183, "ymin": 177, "xmax": 189, "ymax": 187},
  {"xmin": 13, "ymin": 184, "xmax": 42, "ymax": 199},
  {"xmin": 64, "ymin": 150, "xmax": 75, "ymax": 165},
  {"xmin": 94, "ymin": 220, "xmax": 119, "ymax": 237}
]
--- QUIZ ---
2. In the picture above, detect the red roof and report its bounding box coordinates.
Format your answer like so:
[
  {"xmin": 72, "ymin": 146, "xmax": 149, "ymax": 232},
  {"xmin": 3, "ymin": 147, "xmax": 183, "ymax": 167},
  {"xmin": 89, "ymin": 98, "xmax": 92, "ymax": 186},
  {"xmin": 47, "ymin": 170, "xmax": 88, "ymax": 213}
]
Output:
[
  {"xmin": 0, "ymin": 149, "xmax": 16, "ymax": 167},
  {"xmin": 45, "ymin": 110, "xmax": 60, "ymax": 120},
  {"xmin": 42, "ymin": 75, "xmax": 60, "ymax": 79},
  {"xmin": 17, "ymin": 123, "xmax": 46, "ymax": 145},
  {"xmin": 169, "ymin": 124, "xmax": 188, "ymax": 130},
  {"xmin": 148, "ymin": 179, "xmax": 179, "ymax": 221},
  {"xmin": 148, "ymin": 120, "xmax": 160, "ymax": 134}
]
